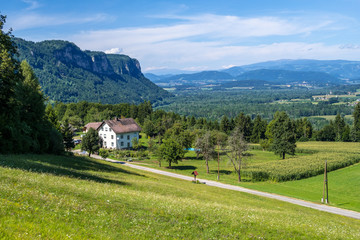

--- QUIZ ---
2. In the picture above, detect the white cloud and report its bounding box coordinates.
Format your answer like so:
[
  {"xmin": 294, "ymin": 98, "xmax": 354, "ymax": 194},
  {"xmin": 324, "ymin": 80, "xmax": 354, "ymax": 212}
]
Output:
[
  {"xmin": 8, "ymin": 13, "xmax": 111, "ymax": 31},
  {"xmin": 104, "ymin": 48, "xmax": 123, "ymax": 54},
  {"xmin": 66, "ymin": 13, "xmax": 360, "ymax": 71},
  {"xmin": 22, "ymin": 0, "xmax": 40, "ymax": 10}
]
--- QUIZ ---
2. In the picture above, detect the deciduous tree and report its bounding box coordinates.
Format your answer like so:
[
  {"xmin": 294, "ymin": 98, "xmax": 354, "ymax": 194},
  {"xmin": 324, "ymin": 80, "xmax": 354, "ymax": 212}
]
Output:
[
  {"xmin": 226, "ymin": 128, "xmax": 248, "ymax": 182},
  {"xmin": 159, "ymin": 138, "xmax": 184, "ymax": 168},
  {"xmin": 195, "ymin": 131, "xmax": 216, "ymax": 174},
  {"xmin": 81, "ymin": 128, "xmax": 100, "ymax": 157}
]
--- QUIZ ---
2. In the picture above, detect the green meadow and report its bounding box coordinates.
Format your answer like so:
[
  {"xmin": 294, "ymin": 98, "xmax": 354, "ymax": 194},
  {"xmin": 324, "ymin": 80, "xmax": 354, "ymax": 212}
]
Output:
[
  {"xmin": 0, "ymin": 154, "xmax": 359, "ymax": 239},
  {"xmin": 128, "ymin": 141, "xmax": 360, "ymax": 212}
]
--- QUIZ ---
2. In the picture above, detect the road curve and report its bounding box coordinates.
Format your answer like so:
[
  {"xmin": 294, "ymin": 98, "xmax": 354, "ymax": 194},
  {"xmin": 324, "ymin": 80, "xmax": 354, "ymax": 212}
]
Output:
[{"xmin": 80, "ymin": 151, "xmax": 360, "ymax": 220}]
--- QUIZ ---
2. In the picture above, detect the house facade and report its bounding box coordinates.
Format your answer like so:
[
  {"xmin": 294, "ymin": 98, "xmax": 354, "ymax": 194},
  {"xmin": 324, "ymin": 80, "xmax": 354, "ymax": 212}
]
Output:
[{"xmin": 97, "ymin": 118, "xmax": 142, "ymax": 149}]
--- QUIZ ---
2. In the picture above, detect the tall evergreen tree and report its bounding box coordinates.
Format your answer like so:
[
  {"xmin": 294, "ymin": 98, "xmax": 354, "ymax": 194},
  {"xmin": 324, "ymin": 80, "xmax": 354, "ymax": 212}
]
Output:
[
  {"xmin": 353, "ymin": 103, "xmax": 360, "ymax": 141},
  {"xmin": 234, "ymin": 113, "xmax": 253, "ymax": 141},
  {"xmin": 250, "ymin": 115, "xmax": 267, "ymax": 143},
  {"xmin": 0, "ymin": 15, "xmax": 22, "ymax": 152},
  {"xmin": 334, "ymin": 113, "xmax": 346, "ymax": 141},
  {"xmin": 61, "ymin": 119, "xmax": 75, "ymax": 151},
  {"xmin": 220, "ymin": 115, "xmax": 231, "ymax": 134},
  {"xmin": 1, "ymin": 17, "xmax": 63, "ymax": 154},
  {"xmin": 271, "ymin": 112, "xmax": 296, "ymax": 159}
]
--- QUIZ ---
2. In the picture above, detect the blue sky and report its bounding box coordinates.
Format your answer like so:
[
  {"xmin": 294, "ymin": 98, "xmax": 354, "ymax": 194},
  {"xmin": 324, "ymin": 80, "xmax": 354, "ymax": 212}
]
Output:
[{"xmin": 2, "ymin": 0, "xmax": 360, "ymax": 73}]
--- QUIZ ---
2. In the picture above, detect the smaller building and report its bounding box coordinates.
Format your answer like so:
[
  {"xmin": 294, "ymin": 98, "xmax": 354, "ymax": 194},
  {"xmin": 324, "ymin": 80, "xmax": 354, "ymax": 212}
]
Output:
[
  {"xmin": 97, "ymin": 118, "xmax": 142, "ymax": 149},
  {"xmin": 84, "ymin": 122, "xmax": 102, "ymax": 132}
]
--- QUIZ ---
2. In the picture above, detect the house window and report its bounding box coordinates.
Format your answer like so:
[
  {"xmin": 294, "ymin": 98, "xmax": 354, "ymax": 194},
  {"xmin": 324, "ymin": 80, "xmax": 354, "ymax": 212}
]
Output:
[
  {"xmin": 127, "ymin": 135, "xmax": 130, "ymax": 140},
  {"xmin": 121, "ymin": 135, "xmax": 123, "ymax": 139},
  {"xmin": 111, "ymin": 142, "xmax": 114, "ymax": 147},
  {"xmin": 100, "ymin": 134, "xmax": 102, "ymax": 137},
  {"xmin": 105, "ymin": 127, "xmax": 108, "ymax": 131},
  {"xmin": 111, "ymin": 135, "xmax": 114, "ymax": 139},
  {"xmin": 104, "ymin": 142, "xmax": 107, "ymax": 146},
  {"xmin": 127, "ymin": 142, "xmax": 130, "ymax": 148},
  {"xmin": 104, "ymin": 134, "xmax": 106, "ymax": 138},
  {"xmin": 121, "ymin": 142, "xmax": 124, "ymax": 146}
]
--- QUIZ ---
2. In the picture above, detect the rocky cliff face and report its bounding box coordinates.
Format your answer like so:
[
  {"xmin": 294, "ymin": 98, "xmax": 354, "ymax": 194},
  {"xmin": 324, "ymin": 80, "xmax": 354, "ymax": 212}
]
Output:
[{"xmin": 13, "ymin": 38, "xmax": 171, "ymax": 104}]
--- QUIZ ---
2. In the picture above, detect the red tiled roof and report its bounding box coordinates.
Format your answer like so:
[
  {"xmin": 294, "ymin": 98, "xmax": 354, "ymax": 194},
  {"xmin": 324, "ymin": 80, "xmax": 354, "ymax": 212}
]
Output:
[
  {"xmin": 84, "ymin": 122, "xmax": 102, "ymax": 130},
  {"xmin": 100, "ymin": 118, "xmax": 142, "ymax": 134}
]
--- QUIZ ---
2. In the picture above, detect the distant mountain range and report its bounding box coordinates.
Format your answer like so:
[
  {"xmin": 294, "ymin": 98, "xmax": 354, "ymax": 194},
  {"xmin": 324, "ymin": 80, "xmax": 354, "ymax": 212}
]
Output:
[
  {"xmin": 145, "ymin": 59, "xmax": 360, "ymax": 89},
  {"xmin": 14, "ymin": 38, "xmax": 172, "ymax": 104}
]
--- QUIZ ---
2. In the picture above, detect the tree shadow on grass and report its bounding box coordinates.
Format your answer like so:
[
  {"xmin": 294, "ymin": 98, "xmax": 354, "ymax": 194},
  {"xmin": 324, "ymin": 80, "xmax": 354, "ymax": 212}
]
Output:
[
  {"xmin": 0, "ymin": 154, "xmax": 145, "ymax": 185},
  {"xmin": 210, "ymin": 170, "xmax": 233, "ymax": 175},
  {"xmin": 168, "ymin": 165, "xmax": 197, "ymax": 170}
]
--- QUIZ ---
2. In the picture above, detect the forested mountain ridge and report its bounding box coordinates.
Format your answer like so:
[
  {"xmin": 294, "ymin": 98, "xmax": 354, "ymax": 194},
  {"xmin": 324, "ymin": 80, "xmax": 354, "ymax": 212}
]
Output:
[
  {"xmin": 223, "ymin": 59, "xmax": 360, "ymax": 79},
  {"xmin": 13, "ymin": 38, "xmax": 172, "ymax": 104},
  {"xmin": 147, "ymin": 59, "xmax": 360, "ymax": 89},
  {"xmin": 236, "ymin": 69, "xmax": 341, "ymax": 85}
]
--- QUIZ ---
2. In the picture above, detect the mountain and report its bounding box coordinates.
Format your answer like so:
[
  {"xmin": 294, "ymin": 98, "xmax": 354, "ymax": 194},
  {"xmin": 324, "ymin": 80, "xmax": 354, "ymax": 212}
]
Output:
[
  {"xmin": 151, "ymin": 71, "xmax": 234, "ymax": 86},
  {"xmin": 223, "ymin": 59, "xmax": 360, "ymax": 79},
  {"xmin": 13, "ymin": 38, "xmax": 172, "ymax": 104},
  {"xmin": 235, "ymin": 69, "xmax": 341, "ymax": 85}
]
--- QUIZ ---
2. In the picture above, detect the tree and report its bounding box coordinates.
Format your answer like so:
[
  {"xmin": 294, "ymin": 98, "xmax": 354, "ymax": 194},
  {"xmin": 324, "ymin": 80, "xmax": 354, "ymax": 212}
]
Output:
[
  {"xmin": 220, "ymin": 115, "xmax": 231, "ymax": 134},
  {"xmin": 226, "ymin": 128, "xmax": 248, "ymax": 182},
  {"xmin": 0, "ymin": 15, "xmax": 22, "ymax": 152},
  {"xmin": 353, "ymin": 103, "xmax": 360, "ymax": 141},
  {"xmin": 250, "ymin": 115, "xmax": 267, "ymax": 143},
  {"xmin": 270, "ymin": 111, "xmax": 296, "ymax": 159},
  {"xmin": 234, "ymin": 113, "xmax": 253, "ymax": 141},
  {"xmin": 131, "ymin": 137, "xmax": 140, "ymax": 150},
  {"xmin": 99, "ymin": 149, "xmax": 109, "ymax": 160},
  {"xmin": 159, "ymin": 138, "xmax": 185, "ymax": 168},
  {"xmin": 143, "ymin": 118, "xmax": 157, "ymax": 138},
  {"xmin": 334, "ymin": 113, "xmax": 346, "ymax": 141},
  {"xmin": 195, "ymin": 131, "xmax": 216, "ymax": 174},
  {"xmin": 62, "ymin": 119, "xmax": 75, "ymax": 151},
  {"xmin": 316, "ymin": 124, "xmax": 336, "ymax": 141},
  {"xmin": 45, "ymin": 104, "xmax": 61, "ymax": 131},
  {"xmin": 81, "ymin": 128, "xmax": 100, "ymax": 157}
]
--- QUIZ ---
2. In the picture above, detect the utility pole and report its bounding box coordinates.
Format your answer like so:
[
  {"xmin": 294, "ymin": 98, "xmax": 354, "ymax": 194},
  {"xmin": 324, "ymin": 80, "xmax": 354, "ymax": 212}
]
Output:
[
  {"xmin": 322, "ymin": 160, "xmax": 329, "ymax": 204},
  {"xmin": 217, "ymin": 144, "xmax": 220, "ymax": 181}
]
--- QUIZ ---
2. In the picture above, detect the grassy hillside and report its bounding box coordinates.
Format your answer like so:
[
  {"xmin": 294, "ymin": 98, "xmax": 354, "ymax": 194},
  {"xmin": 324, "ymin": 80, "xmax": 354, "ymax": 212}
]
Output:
[{"xmin": 0, "ymin": 154, "xmax": 359, "ymax": 239}]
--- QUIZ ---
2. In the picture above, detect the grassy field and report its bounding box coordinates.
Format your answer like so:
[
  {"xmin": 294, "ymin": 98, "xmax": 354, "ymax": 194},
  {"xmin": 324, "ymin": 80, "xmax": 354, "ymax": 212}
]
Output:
[
  {"xmin": 126, "ymin": 141, "xmax": 360, "ymax": 212},
  {"xmin": 0, "ymin": 154, "xmax": 359, "ymax": 239}
]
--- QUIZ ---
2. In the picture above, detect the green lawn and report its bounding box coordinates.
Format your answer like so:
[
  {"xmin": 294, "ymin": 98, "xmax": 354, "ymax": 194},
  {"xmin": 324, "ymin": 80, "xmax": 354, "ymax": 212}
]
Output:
[{"xmin": 0, "ymin": 154, "xmax": 359, "ymax": 239}]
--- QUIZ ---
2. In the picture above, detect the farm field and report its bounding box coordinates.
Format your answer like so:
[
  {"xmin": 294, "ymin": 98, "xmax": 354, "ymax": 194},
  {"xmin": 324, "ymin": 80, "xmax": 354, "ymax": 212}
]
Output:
[
  {"xmin": 0, "ymin": 154, "xmax": 359, "ymax": 239},
  {"xmin": 126, "ymin": 141, "xmax": 360, "ymax": 212}
]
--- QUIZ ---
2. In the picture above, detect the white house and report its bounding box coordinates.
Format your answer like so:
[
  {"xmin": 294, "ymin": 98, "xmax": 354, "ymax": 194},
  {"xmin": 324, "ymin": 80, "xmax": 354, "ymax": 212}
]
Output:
[{"xmin": 96, "ymin": 118, "xmax": 142, "ymax": 149}]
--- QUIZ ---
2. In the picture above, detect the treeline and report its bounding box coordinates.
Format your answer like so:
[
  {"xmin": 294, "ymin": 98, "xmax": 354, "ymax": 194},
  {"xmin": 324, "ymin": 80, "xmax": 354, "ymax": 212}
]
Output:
[
  {"xmin": 155, "ymin": 89, "xmax": 355, "ymax": 120},
  {"xmin": 55, "ymin": 98, "xmax": 360, "ymax": 144}
]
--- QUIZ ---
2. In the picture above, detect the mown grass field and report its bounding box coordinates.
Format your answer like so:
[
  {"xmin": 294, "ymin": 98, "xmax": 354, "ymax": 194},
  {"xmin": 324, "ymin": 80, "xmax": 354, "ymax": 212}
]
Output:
[
  {"xmin": 0, "ymin": 154, "xmax": 359, "ymax": 239},
  {"xmin": 128, "ymin": 141, "xmax": 360, "ymax": 212}
]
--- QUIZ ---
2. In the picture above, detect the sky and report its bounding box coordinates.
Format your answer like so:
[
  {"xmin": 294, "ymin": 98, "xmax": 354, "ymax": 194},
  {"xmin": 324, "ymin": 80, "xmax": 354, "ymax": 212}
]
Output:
[{"xmin": 2, "ymin": 0, "xmax": 360, "ymax": 73}]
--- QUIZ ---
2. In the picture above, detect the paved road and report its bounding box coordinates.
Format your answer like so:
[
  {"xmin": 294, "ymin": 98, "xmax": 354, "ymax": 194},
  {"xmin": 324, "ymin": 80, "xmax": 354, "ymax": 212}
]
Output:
[{"xmin": 78, "ymin": 151, "xmax": 360, "ymax": 220}]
